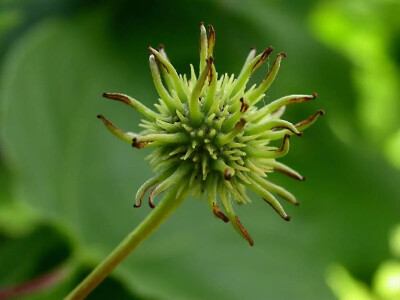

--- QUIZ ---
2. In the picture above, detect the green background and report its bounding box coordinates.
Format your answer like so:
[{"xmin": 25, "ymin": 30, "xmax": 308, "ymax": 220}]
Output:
[{"xmin": 0, "ymin": 0, "xmax": 399, "ymax": 299}]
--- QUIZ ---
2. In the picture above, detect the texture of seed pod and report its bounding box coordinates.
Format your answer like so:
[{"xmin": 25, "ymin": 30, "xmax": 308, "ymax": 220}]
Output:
[{"xmin": 98, "ymin": 23, "xmax": 324, "ymax": 246}]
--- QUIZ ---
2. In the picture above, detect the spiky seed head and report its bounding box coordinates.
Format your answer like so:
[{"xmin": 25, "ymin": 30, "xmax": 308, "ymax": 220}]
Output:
[{"xmin": 98, "ymin": 23, "xmax": 324, "ymax": 246}]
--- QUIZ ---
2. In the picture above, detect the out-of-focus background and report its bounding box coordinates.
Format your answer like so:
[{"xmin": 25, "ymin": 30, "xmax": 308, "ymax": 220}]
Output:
[{"xmin": 0, "ymin": 0, "xmax": 399, "ymax": 299}]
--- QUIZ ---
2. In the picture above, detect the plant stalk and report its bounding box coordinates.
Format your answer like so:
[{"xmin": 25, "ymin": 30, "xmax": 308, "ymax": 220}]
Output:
[{"xmin": 65, "ymin": 186, "xmax": 187, "ymax": 300}]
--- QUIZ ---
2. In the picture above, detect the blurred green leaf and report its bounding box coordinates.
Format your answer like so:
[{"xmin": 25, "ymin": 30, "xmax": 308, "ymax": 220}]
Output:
[
  {"xmin": 373, "ymin": 260, "xmax": 400, "ymax": 300},
  {"xmin": 0, "ymin": 225, "xmax": 71, "ymax": 297},
  {"xmin": 0, "ymin": 158, "xmax": 37, "ymax": 236},
  {"xmin": 309, "ymin": 0, "xmax": 400, "ymax": 167},
  {"xmin": 25, "ymin": 266, "xmax": 142, "ymax": 300},
  {"xmin": 0, "ymin": 224, "xmax": 139, "ymax": 300},
  {"xmin": 0, "ymin": 9, "xmax": 22, "ymax": 36},
  {"xmin": 1, "ymin": 2, "xmax": 399, "ymax": 300},
  {"xmin": 0, "ymin": 201, "xmax": 37, "ymax": 236},
  {"xmin": 326, "ymin": 264, "xmax": 374, "ymax": 300}
]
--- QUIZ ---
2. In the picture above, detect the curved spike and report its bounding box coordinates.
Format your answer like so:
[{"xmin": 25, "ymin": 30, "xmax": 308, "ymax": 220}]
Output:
[
  {"xmin": 202, "ymin": 65, "xmax": 217, "ymax": 115},
  {"xmin": 244, "ymin": 159, "xmax": 266, "ymax": 177},
  {"xmin": 244, "ymin": 47, "xmax": 257, "ymax": 66},
  {"xmin": 207, "ymin": 25, "xmax": 216, "ymax": 58},
  {"xmin": 149, "ymin": 55, "xmax": 183, "ymax": 112},
  {"xmin": 213, "ymin": 203, "xmax": 229, "ymax": 222},
  {"xmin": 134, "ymin": 175, "xmax": 161, "ymax": 207},
  {"xmin": 216, "ymin": 118, "xmax": 246, "ymax": 146},
  {"xmin": 236, "ymin": 171, "xmax": 251, "ymax": 184},
  {"xmin": 248, "ymin": 52, "xmax": 286, "ymax": 105},
  {"xmin": 295, "ymin": 109, "xmax": 325, "ymax": 131},
  {"xmin": 175, "ymin": 179, "xmax": 189, "ymax": 199},
  {"xmin": 212, "ymin": 158, "xmax": 235, "ymax": 180},
  {"xmin": 135, "ymin": 172, "xmax": 173, "ymax": 207},
  {"xmin": 148, "ymin": 186, "xmax": 157, "ymax": 208},
  {"xmin": 248, "ymin": 93, "xmax": 317, "ymax": 123},
  {"xmin": 276, "ymin": 134, "xmax": 291, "ymax": 154},
  {"xmin": 136, "ymin": 132, "xmax": 189, "ymax": 146},
  {"xmin": 217, "ymin": 183, "xmax": 254, "ymax": 246},
  {"xmin": 148, "ymin": 164, "xmax": 192, "ymax": 207},
  {"xmin": 156, "ymin": 119, "xmax": 180, "ymax": 132},
  {"xmin": 157, "ymin": 44, "xmax": 169, "ymax": 59},
  {"xmin": 269, "ymin": 106, "xmax": 286, "ymax": 120},
  {"xmin": 190, "ymin": 64, "xmax": 197, "ymax": 86},
  {"xmin": 190, "ymin": 57, "xmax": 213, "ymax": 126},
  {"xmin": 231, "ymin": 46, "xmax": 274, "ymax": 97},
  {"xmin": 247, "ymin": 134, "xmax": 290, "ymax": 158},
  {"xmin": 246, "ymin": 119, "xmax": 301, "ymax": 136},
  {"xmin": 243, "ymin": 174, "xmax": 290, "ymax": 221},
  {"xmin": 149, "ymin": 56, "xmax": 179, "ymax": 112},
  {"xmin": 265, "ymin": 160, "xmax": 305, "ymax": 181},
  {"xmin": 223, "ymin": 179, "xmax": 244, "ymax": 204},
  {"xmin": 206, "ymin": 174, "xmax": 229, "ymax": 222},
  {"xmin": 97, "ymin": 114, "xmax": 136, "ymax": 143},
  {"xmin": 235, "ymin": 216, "xmax": 254, "ymax": 245},
  {"xmin": 250, "ymin": 173, "xmax": 299, "ymax": 205},
  {"xmin": 259, "ymin": 129, "xmax": 291, "ymax": 141},
  {"xmin": 102, "ymin": 93, "xmax": 160, "ymax": 121},
  {"xmin": 199, "ymin": 22, "xmax": 208, "ymax": 73},
  {"xmin": 234, "ymin": 181, "xmax": 251, "ymax": 203},
  {"xmin": 262, "ymin": 109, "xmax": 324, "ymax": 140},
  {"xmin": 157, "ymin": 45, "xmax": 176, "ymax": 93},
  {"xmin": 148, "ymin": 47, "xmax": 186, "ymax": 101},
  {"xmin": 264, "ymin": 198, "xmax": 291, "ymax": 221}
]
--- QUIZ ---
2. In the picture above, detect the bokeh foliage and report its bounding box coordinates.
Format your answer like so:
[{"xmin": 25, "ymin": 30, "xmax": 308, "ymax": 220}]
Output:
[{"xmin": 0, "ymin": 0, "xmax": 399, "ymax": 299}]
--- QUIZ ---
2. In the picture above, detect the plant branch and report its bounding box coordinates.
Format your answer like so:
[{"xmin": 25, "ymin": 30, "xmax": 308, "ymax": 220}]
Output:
[{"xmin": 65, "ymin": 186, "xmax": 188, "ymax": 300}]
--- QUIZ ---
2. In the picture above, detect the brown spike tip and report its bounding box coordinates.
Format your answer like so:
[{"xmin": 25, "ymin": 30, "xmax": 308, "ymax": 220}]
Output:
[
  {"xmin": 213, "ymin": 203, "xmax": 229, "ymax": 223},
  {"xmin": 276, "ymin": 134, "xmax": 290, "ymax": 153},
  {"xmin": 274, "ymin": 166, "xmax": 306, "ymax": 181},
  {"xmin": 272, "ymin": 126, "xmax": 302, "ymax": 136},
  {"xmin": 235, "ymin": 216, "xmax": 254, "ymax": 246},
  {"xmin": 148, "ymin": 46, "xmax": 157, "ymax": 56},
  {"xmin": 278, "ymin": 52, "xmax": 287, "ymax": 58},
  {"xmin": 284, "ymin": 216, "xmax": 291, "ymax": 221},
  {"xmin": 295, "ymin": 110, "xmax": 325, "ymax": 128},
  {"xmin": 224, "ymin": 168, "xmax": 233, "ymax": 180},
  {"xmin": 235, "ymin": 118, "xmax": 247, "ymax": 128},
  {"xmin": 265, "ymin": 46, "xmax": 274, "ymax": 56},
  {"xmin": 102, "ymin": 92, "xmax": 132, "ymax": 106},
  {"xmin": 148, "ymin": 186, "xmax": 157, "ymax": 209},
  {"xmin": 207, "ymin": 25, "xmax": 216, "ymax": 52},
  {"xmin": 240, "ymin": 98, "xmax": 249, "ymax": 113},
  {"xmin": 97, "ymin": 114, "xmax": 118, "ymax": 130},
  {"xmin": 252, "ymin": 48, "xmax": 273, "ymax": 72},
  {"xmin": 312, "ymin": 92, "xmax": 318, "ymax": 99},
  {"xmin": 132, "ymin": 138, "xmax": 148, "ymax": 149}
]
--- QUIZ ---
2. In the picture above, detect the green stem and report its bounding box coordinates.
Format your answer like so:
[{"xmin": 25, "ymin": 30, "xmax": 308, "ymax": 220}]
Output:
[{"xmin": 65, "ymin": 186, "xmax": 187, "ymax": 300}]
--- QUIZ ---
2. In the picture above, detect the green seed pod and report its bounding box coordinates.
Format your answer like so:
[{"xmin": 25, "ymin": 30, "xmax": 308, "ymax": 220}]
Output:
[{"xmin": 98, "ymin": 23, "xmax": 324, "ymax": 246}]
